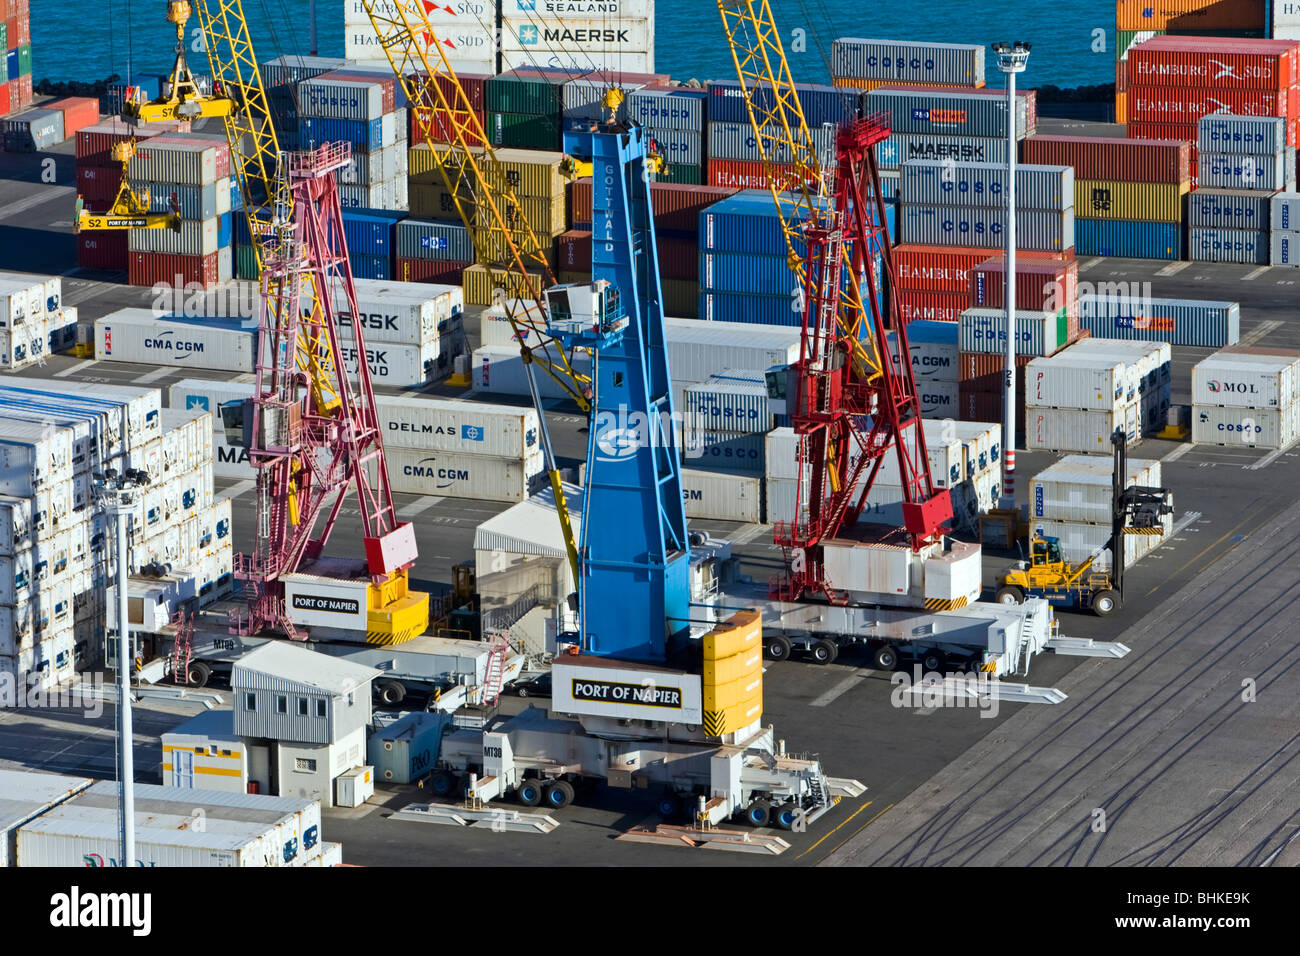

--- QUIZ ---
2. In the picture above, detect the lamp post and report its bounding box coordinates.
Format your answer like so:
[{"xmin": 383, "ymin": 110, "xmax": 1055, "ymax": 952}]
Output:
[
  {"xmin": 992, "ymin": 41, "xmax": 1030, "ymax": 510},
  {"xmin": 95, "ymin": 467, "xmax": 151, "ymax": 869}
]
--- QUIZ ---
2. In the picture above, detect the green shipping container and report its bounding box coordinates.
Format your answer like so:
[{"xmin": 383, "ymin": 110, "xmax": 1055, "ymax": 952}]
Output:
[
  {"xmin": 0, "ymin": 23, "xmax": 8, "ymax": 53},
  {"xmin": 488, "ymin": 111, "xmax": 560, "ymax": 151},
  {"xmin": 235, "ymin": 243, "xmax": 259, "ymax": 280},
  {"xmin": 654, "ymin": 164, "xmax": 704, "ymax": 186},
  {"xmin": 17, "ymin": 44, "xmax": 32, "ymax": 77},
  {"xmin": 486, "ymin": 74, "xmax": 565, "ymax": 116}
]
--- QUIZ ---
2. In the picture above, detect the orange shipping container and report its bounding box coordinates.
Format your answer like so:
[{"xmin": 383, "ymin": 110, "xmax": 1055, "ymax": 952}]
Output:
[
  {"xmin": 1115, "ymin": 0, "xmax": 1266, "ymax": 33},
  {"xmin": 48, "ymin": 97, "xmax": 100, "ymax": 138}
]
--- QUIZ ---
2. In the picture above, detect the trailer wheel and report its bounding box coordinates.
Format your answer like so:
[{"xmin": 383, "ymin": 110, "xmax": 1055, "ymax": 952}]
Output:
[
  {"xmin": 184, "ymin": 661, "xmax": 211, "ymax": 687},
  {"xmin": 429, "ymin": 769, "xmax": 459, "ymax": 799},
  {"xmin": 543, "ymin": 779, "xmax": 575, "ymax": 810},
  {"xmin": 810, "ymin": 639, "xmax": 838, "ymax": 665},
  {"xmin": 872, "ymin": 644, "xmax": 899, "ymax": 672},
  {"xmin": 772, "ymin": 803, "xmax": 798, "ymax": 830},
  {"xmin": 517, "ymin": 778, "xmax": 544, "ymax": 807},
  {"xmin": 995, "ymin": 586, "xmax": 1025, "ymax": 606},
  {"xmin": 1092, "ymin": 589, "xmax": 1120, "ymax": 617},
  {"xmin": 657, "ymin": 792, "xmax": 681, "ymax": 819},
  {"xmin": 766, "ymin": 634, "xmax": 793, "ymax": 661},
  {"xmin": 745, "ymin": 798, "xmax": 771, "ymax": 827},
  {"xmin": 921, "ymin": 648, "xmax": 946, "ymax": 673},
  {"xmin": 377, "ymin": 680, "xmax": 406, "ymax": 707}
]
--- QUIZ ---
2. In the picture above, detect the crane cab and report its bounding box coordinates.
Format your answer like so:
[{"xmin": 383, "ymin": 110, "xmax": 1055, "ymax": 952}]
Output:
[
  {"xmin": 544, "ymin": 280, "xmax": 629, "ymax": 349},
  {"xmin": 1030, "ymin": 536, "xmax": 1065, "ymax": 568}
]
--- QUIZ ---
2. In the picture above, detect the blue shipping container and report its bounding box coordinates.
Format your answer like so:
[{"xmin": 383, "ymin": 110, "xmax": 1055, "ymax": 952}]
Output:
[
  {"xmin": 341, "ymin": 208, "xmax": 405, "ymax": 256},
  {"xmin": 217, "ymin": 212, "xmax": 232, "ymax": 249},
  {"xmin": 707, "ymin": 80, "xmax": 857, "ymax": 128},
  {"xmin": 350, "ymin": 253, "xmax": 391, "ymax": 281},
  {"xmin": 299, "ymin": 116, "xmax": 384, "ymax": 150},
  {"xmin": 699, "ymin": 190, "xmax": 893, "ymax": 258},
  {"xmin": 700, "ymin": 290, "xmax": 802, "ymax": 326},
  {"xmin": 700, "ymin": 252, "xmax": 796, "ymax": 297},
  {"xmin": 1073, "ymin": 219, "xmax": 1181, "ymax": 261}
]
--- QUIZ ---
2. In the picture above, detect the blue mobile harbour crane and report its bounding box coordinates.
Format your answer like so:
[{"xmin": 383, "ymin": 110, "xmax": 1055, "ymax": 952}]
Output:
[{"xmin": 425, "ymin": 116, "xmax": 865, "ymax": 830}]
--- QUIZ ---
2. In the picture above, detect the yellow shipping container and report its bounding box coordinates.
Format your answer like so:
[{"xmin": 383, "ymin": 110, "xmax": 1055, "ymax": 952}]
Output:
[
  {"xmin": 662, "ymin": 278, "xmax": 698, "ymax": 318},
  {"xmin": 409, "ymin": 182, "xmax": 471, "ymax": 223},
  {"xmin": 485, "ymin": 148, "xmax": 567, "ymax": 200},
  {"xmin": 473, "ymin": 193, "xmax": 567, "ymax": 239},
  {"xmin": 474, "ymin": 229, "xmax": 558, "ymax": 270},
  {"xmin": 408, "ymin": 142, "xmax": 478, "ymax": 184},
  {"xmin": 1075, "ymin": 179, "xmax": 1185, "ymax": 222},
  {"xmin": 463, "ymin": 263, "xmax": 546, "ymax": 306}
]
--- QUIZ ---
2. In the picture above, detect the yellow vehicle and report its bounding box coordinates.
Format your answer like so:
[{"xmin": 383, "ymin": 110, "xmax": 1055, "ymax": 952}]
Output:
[
  {"xmin": 122, "ymin": 2, "xmax": 234, "ymax": 124},
  {"xmin": 74, "ymin": 140, "xmax": 181, "ymax": 233},
  {"xmin": 996, "ymin": 428, "xmax": 1172, "ymax": 617}
]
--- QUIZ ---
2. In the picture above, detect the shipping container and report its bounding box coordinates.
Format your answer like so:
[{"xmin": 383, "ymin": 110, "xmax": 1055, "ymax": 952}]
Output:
[
  {"xmin": 369, "ymin": 711, "xmax": 449, "ymax": 785},
  {"xmin": 896, "ymin": 288, "xmax": 970, "ymax": 323},
  {"xmin": 328, "ymin": 277, "xmax": 461, "ymax": 347},
  {"xmin": 1126, "ymin": 33, "xmax": 1298, "ymax": 89},
  {"xmin": 959, "ymin": 308, "xmax": 1067, "ymax": 357},
  {"xmin": 129, "ymin": 137, "xmax": 229, "ymax": 186},
  {"xmin": 876, "ymin": 133, "xmax": 1010, "ymax": 171},
  {"xmin": 707, "ymin": 121, "xmax": 836, "ymax": 166},
  {"xmin": 1187, "ymin": 187, "xmax": 1271, "ymax": 230},
  {"xmin": 473, "ymin": 344, "xmax": 594, "ymax": 399},
  {"xmin": 385, "ymin": 444, "xmax": 542, "ymax": 502},
  {"xmin": 1021, "ymin": 135, "xmax": 1191, "ymax": 186},
  {"xmin": 376, "ymin": 394, "xmax": 540, "ymax": 459},
  {"xmin": 127, "ymin": 217, "xmax": 223, "ymax": 257},
  {"xmin": 1270, "ymin": 231, "xmax": 1300, "ymax": 267},
  {"xmin": 899, "ymin": 160, "xmax": 1073, "ymax": 211},
  {"xmin": 1025, "ymin": 404, "xmax": 1141, "ymax": 453},
  {"xmin": 1031, "ymin": 454, "xmax": 1163, "ymax": 524},
  {"xmin": 1078, "ymin": 294, "xmax": 1237, "ymax": 347},
  {"xmin": 1073, "ymin": 179, "xmax": 1185, "ymax": 222},
  {"xmin": 899, "ymin": 204, "xmax": 1074, "ymax": 252},
  {"xmin": 394, "ymin": 257, "xmax": 467, "ymax": 285},
  {"xmin": 1, "ymin": 108, "xmax": 62, "ymax": 152},
  {"xmin": 1116, "ymin": 0, "xmax": 1265, "ymax": 32},
  {"xmin": 1074, "ymin": 219, "xmax": 1182, "ymax": 260},
  {"xmin": 1199, "ymin": 114, "xmax": 1286, "ymax": 155},
  {"xmin": 0, "ymin": 769, "xmax": 92, "ymax": 867},
  {"xmin": 1197, "ymin": 151, "xmax": 1289, "ymax": 191},
  {"xmin": 705, "ymin": 79, "xmax": 858, "ymax": 129},
  {"xmin": 664, "ymin": 317, "xmax": 799, "ymax": 384},
  {"xmin": 1129, "ymin": 86, "xmax": 1288, "ymax": 127},
  {"xmin": 1273, "ymin": 192, "xmax": 1300, "ymax": 232},
  {"xmin": 1025, "ymin": 355, "xmax": 1127, "ymax": 412},
  {"xmin": 1192, "ymin": 402, "xmax": 1300, "ymax": 448},
  {"xmin": 1029, "ymin": 517, "xmax": 1161, "ymax": 570},
  {"xmin": 1193, "ymin": 351, "xmax": 1299, "ymax": 408},
  {"xmin": 15, "ymin": 781, "xmax": 322, "ymax": 868},
  {"xmin": 298, "ymin": 76, "xmax": 388, "ymax": 120},
  {"xmin": 886, "ymin": 320, "xmax": 960, "ymax": 382},
  {"xmin": 95, "ymin": 310, "xmax": 254, "ymax": 373},
  {"xmin": 707, "ymin": 157, "xmax": 819, "ymax": 191},
  {"xmin": 680, "ymin": 469, "xmax": 763, "ymax": 523},
  {"xmin": 969, "ymin": 256, "xmax": 1079, "ymax": 316},
  {"xmin": 684, "ymin": 381, "xmax": 771, "ymax": 434},
  {"xmin": 627, "ymin": 87, "xmax": 708, "ymax": 132},
  {"xmin": 1189, "ymin": 226, "xmax": 1269, "ymax": 265},
  {"xmin": 831, "ymin": 38, "xmax": 984, "ymax": 87},
  {"xmin": 127, "ymin": 250, "xmax": 230, "ymax": 290},
  {"xmin": 865, "ymin": 88, "xmax": 1028, "ymax": 139},
  {"xmin": 699, "ymin": 290, "xmax": 802, "ymax": 326},
  {"xmin": 894, "ymin": 245, "xmax": 991, "ymax": 292}
]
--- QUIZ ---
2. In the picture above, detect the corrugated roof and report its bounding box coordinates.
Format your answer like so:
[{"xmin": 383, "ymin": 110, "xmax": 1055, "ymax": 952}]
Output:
[
  {"xmin": 233, "ymin": 643, "xmax": 380, "ymax": 696},
  {"xmin": 474, "ymin": 482, "xmax": 585, "ymax": 558},
  {"xmin": 0, "ymin": 769, "xmax": 93, "ymax": 834}
]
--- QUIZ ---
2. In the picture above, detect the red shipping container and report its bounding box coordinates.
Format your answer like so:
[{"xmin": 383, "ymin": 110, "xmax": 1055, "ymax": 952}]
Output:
[
  {"xmin": 394, "ymin": 257, "xmax": 468, "ymax": 284},
  {"xmin": 969, "ymin": 257, "xmax": 1079, "ymax": 322},
  {"xmin": 1128, "ymin": 85, "xmax": 1287, "ymax": 125},
  {"xmin": 896, "ymin": 289, "xmax": 970, "ymax": 323},
  {"xmin": 75, "ymin": 164, "xmax": 123, "ymax": 207},
  {"xmin": 408, "ymin": 71, "xmax": 491, "ymax": 114},
  {"xmin": 15, "ymin": 8, "xmax": 28, "ymax": 45},
  {"xmin": 0, "ymin": 82, "xmax": 9, "ymax": 119},
  {"xmin": 10, "ymin": 73, "xmax": 31, "ymax": 112},
  {"xmin": 1021, "ymin": 134, "xmax": 1191, "ymax": 184},
  {"xmin": 410, "ymin": 105, "xmax": 483, "ymax": 146},
  {"xmin": 316, "ymin": 70, "xmax": 396, "ymax": 115},
  {"xmin": 555, "ymin": 230, "xmax": 591, "ymax": 272},
  {"xmin": 128, "ymin": 251, "xmax": 222, "ymax": 290},
  {"xmin": 1126, "ymin": 34, "xmax": 1300, "ymax": 90},
  {"xmin": 959, "ymin": 353, "xmax": 1035, "ymax": 391},
  {"xmin": 894, "ymin": 245, "xmax": 1005, "ymax": 293},
  {"xmin": 76, "ymin": 119, "xmax": 181, "ymax": 165},
  {"xmin": 707, "ymin": 158, "xmax": 820, "ymax": 192},
  {"xmin": 656, "ymin": 233, "xmax": 699, "ymax": 281},
  {"xmin": 77, "ymin": 231, "xmax": 128, "ymax": 271},
  {"xmin": 570, "ymin": 179, "xmax": 738, "ymax": 232},
  {"xmin": 958, "ymin": 383, "xmax": 1026, "ymax": 435},
  {"xmin": 48, "ymin": 97, "xmax": 101, "ymax": 138}
]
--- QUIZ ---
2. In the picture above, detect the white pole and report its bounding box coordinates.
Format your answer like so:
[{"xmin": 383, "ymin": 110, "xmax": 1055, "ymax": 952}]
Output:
[
  {"xmin": 1002, "ymin": 66, "xmax": 1018, "ymax": 510},
  {"xmin": 115, "ymin": 497, "xmax": 136, "ymax": 866}
]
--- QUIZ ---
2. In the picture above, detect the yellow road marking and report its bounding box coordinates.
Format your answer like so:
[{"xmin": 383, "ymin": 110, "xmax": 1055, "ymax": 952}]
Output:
[
  {"xmin": 796, "ymin": 799, "xmax": 881, "ymax": 860},
  {"xmin": 812, "ymin": 802, "xmax": 896, "ymax": 863}
]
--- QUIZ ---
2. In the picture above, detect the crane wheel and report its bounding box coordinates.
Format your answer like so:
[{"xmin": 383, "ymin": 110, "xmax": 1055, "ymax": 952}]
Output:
[
  {"xmin": 872, "ymin": 644, "xmax": 899, "ymax": 672},
  {"xmin": 517, "ymin": 778, "xmax": 544, "ymax": 807},
  {"xmin": 810, "ymin": 639, "xmax": 839, "ymax": 665},
  {"xmin": 430, "ymin": 769, "xmax": 459, "ymax": 799},
  {"xmin": 543, "ymin": 779, "xmax": 575, "ymax": 810},
  {"xmin": 1092, "ymin": 590, "xmax": 1120, "ymax": 617},
  {"xmin": 745, "ymin": 798, "xmax": 772, "ymax": 827},
  {"xmin": 995, "ymin": 586, "xmax": 1025, "ymax": 606},
  {"xmin": 377, "ymin": 681, "xmax": 406, "ymax": 706},
  {"xmin": 657, "ymin": 792, "xmax": 681, "ymax": 819},
  {"xmin": 766, "ymin": 634, "xmax": 793, "ymax": 661},
  {"xmin": 921, "ymin": 649, "xmax": 946, "ymax": 673},
  {"xmin": 772, "ymin": 803, "xmax": 798, "ymax": 830}
]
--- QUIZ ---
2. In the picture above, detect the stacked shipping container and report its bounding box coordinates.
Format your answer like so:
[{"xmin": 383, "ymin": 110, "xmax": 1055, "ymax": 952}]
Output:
[
  {"xmin": 0, "ymin": 0, "xmax": 32, "ymax": 118},
  {"xmin": 1191, "ymin": 114, "xmax": 1293, "ymax": 264},
  {"xmin": 0, "ymin": 271, "xmax": 74, "ymax": 367},
  {"xmin": 1191, "ymin": 347, "xmax": 1300, "ymax": 448}
]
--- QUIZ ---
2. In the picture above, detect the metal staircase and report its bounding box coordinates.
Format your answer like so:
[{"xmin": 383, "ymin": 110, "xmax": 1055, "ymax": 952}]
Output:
[
  {"xmin": 481, "ymin": 638, "xmax": 509, "ymax": 707},
  {"xmin": 170, "ymin": 610, "xmax": 194, "ymax": 685}
]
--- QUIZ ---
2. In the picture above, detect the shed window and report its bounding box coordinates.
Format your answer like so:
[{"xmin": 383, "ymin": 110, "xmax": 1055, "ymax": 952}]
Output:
[
  {"xmin": 276, "ymin": 695, "xmax": 287, "ymax": 714},
  {"xmin": 297, "ymin": 697, "xmax": 308, "ymax": 716},
  {"xmin": 315, "ymin": 699, "xmax": 326, "ymax": 718},
  {"xmin": 245, "ymin": 693, "xmax": 256, "ymax": 711},
  {"xmin": 294, "ymin": 758, "xmax": 317, "ymax": 773}
]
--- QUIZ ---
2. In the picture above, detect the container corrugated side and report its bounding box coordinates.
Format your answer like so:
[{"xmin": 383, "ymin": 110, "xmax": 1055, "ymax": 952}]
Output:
[
  {"xmin": 1192, "ymin": 352, "xmax": 1299, "ymax": 408},
  {"xmin": 1192, "ymin": 403, "xmax": 1300, "ymax": 449},
  {"xmin": 1025, "ymin": 405, "xmax": 1141, "ymax": 453},
  {"xmin": 1270, "ymin": 231, "xmax": 1300, "ymax": 267},
  {"xmin": 298, "ymin": 77, "xmax": 387, "ymax": 120},
  {"xmin": 1031, "ymin": 455, "xmax": 1162, "ymax": 523},
  {"xmin": 1074, "ymin": 219, "xmax": 1182, "ymax": 260},
  {"xmin": 899, "ymin": 204, "xmax": 1074, "ymax": 252},
  {"xmin": 1188, "ymin": 188, "xmax": 1271, "ymax": 230},
  {"xmin": 1025, "ymin": 356, "xmax": 1127, "ymax": 412},
  {"xmin": 684, "ymin": 381, "xmax": 771, "ymax": 434},
  {"xmin": 1126, "ymin": 34, "xmax": 1298, "ymax": 89},
  {"xmin": 959, "ymin": 308, "xmax": 1064, "ymax": 357},
  {"xmin": 376, "ymin": 394, "xmax": 540, "ymax": 459},
  {"xmin": 707, "ymin": 121, "xmax": 835, "ymax": 166},
  {"xmin": 865, "ymin": 88, "xmax": 1028, "ymax": 139},
  {"xmin": 1074, "ymin": 179, "xmax": 1185, "ymax": 222},
  {"xmin": 128, "ymin": 139, "xmax": 221, "ymax": 187},
  {"xmin": 627, "ymin": 87, "xmax": 707, "ymax": 132},
  {"xmin": 1271, "ymin": 192, "xmax": 1300, "ymax": 231},
  {"xmin": 1197, "ymin": 152, "xmax": 1288, "ymax": 192},
  {"xmin": 899, "ymin": 160, "xmax": 1073, "ymax": 211},
  {"xmin": 680, "ymin": 469, "xmax": 762, "ymax": 523},
  {"xmin": 1078, "ymin": 295, "xmax": 1238, "ymax": 348},
  {"xmin": 1198, "ymin": 114, "xmax": 1286, "ymax": 155},
  {"xmin": 876, "ymin": 133, "xmax": 1009, "ymax": 170},
  {"xmin": 831, "ymin": 38, "xmax": 984, "ymax": 86},
  {"xmin": 1021, "ymin": 134, "xmax": 1191, "ymax": 186},
  {"xmin": 95, "ymin": 311, "xmax": 254, "ymax": 373},
  {"xmin": 1189, "ymin": 226, "xmax": 1269, "ymax": 265},
  {"xmin": 1028, "ymin": 517, "xmax": 1156, "ymax": 570},
  {"xmin": 385, "ymin": 446, "xmax": 543, "ymax": 503}
]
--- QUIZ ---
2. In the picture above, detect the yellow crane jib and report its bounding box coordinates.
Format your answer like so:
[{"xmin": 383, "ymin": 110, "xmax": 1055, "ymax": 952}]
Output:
[
  {"xmin": 124, "ymin": 1, "xmax": 236, "ymax": 123},
  {"xmin": 75, "ymin": 139, "xmax": 182, "ymax": 233}
]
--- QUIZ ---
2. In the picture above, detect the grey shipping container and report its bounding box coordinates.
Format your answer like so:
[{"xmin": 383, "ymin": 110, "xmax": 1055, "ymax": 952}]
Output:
[
  {"xmin": 831, "ymin": 38, "xmax": 985, "ymax": 86},
  {"xmin": 369, "ymin": 711, "xmax": 451, "ymax": 784},
  {"xmin": 1078, "ymin": 295, "xmax": 1240, "ymax": 348},
  {"xmin": 899, "ymin": 203, "xmax": 1074, "ymax": 252},
  {"xmin": 129, "ymin": 140, "xmax": 223, "ymax": 186},
  {"xmin": 1198, "ymin": 114, "xmax": 1286, "ymax": 156},
  {"xmin": 338, "ymin": 145, "xmax": 400, "ymax": 186},
  {"xmin": 134, "ymin": 180, "xmax": 220, "ymax": 220},
  {"xmin": 1270, "ymin": 231, "xmax": 1300, "ymax": 267},
  {"xmin": 707, "ymin": 121, "xmax": 836, "ymax": 166},
  {"xmin": 1189, "ymin": 226, "xmax": 1269, "ymax": 265},
  {"xmin": 564, "ymin": 78, "xmax": 647, "ymax": 122},
  {"xmin": 877, "ymin": 133, "xmax": 1010, "ymax": 170},
  {"xmin": 627, "ymin": 88, "xmax": 706, "ymax": 132},
  {"xmin": 0, "ymin": 770, "xmax": 92, "ymax": 867},
  {"xmin": 298, "ymin": 77, "xmax": 387, "ymax": 120},
  {"xmin": 866, "ymin": 88, "xmax": 1028, "ymax": 139},
  {"xmin": 396, "ymin": 219, "xmax": 474, "ymax": 262},
  {"xmin": 1197, "ymin": 151, "xmax": 1290, "ymax": 192},
  {"xmin": 1187, "ymin": 188, "xmax": 1271, "ymax": 231},
  {"xmin": 644, "ymin": 126, "xmax": 703, "ymax": 167},
  {"xmin": 899, "ymin": 160, "xmax": 1073, "ymax": 211},
  {"xmin": 3, "ymin": 110, "xmax": 65, "ymax": 152},
  {"xmin": 260, "ymin": 54, "xmax": 346, "ymax": 90},
  {"xmin": 128, "ymin": 217, "xmax": 223, "ymax": 256},
  {"xmin": 1273, "ymin": 192, "xmax": 1300, "ymax": 231}
]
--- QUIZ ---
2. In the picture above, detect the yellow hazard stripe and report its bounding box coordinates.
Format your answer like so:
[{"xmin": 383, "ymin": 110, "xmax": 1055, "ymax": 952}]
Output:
[
  {"xmin": 161, "ymin": 764, "xmax": 243, "ymax": 777},
  {"xmin": 924, "ymin": 596, "xmax": 968, "ymax": 611},
  {"xmin": 162, "ymin": 745, "xmax": 241, "ymax": 760},
  {"xmin": 1123, "ymin": 528, "xmax": 1164, "ymax": 536}
]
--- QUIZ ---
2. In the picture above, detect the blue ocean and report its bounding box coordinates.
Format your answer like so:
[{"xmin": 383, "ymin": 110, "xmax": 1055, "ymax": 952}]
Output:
[{"xmin": 32, "ymin": 1, "xmax": 1114, "ymax": 91}]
